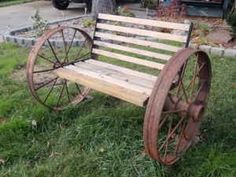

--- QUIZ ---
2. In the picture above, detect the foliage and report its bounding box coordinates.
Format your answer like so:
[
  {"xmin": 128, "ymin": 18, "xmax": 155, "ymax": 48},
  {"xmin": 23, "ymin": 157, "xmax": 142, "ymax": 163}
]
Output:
[
  {"xmin": 191, "ymin": 22, "xmax": 214, "ymax": 46},
  {"xmin": 0, "ymin": 43, "xmax": 236, "ymax": 176},
  {"xmin": 31, "ymin": 10, "xmax": 48, "ymax": 37},
  {"xmin": 226, "ymin": 10, "xmax": 236, "ymax": 38},
  {"xmin": 82, "ymin": 19, "xmax": 96, "ymax": 28}
]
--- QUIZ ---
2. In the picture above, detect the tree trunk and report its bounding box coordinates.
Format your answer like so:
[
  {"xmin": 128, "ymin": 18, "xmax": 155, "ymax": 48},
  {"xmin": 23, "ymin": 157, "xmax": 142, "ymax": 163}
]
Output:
[{"xmin": 92, "ymin": 0, "xmax": 116, "ymax": 17}]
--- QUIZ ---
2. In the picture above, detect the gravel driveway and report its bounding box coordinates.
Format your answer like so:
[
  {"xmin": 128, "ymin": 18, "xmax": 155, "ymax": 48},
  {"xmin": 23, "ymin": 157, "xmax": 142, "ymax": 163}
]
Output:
[{"xmin": 0, "ymin": 1, "xmax": 86, "ymax": 41}]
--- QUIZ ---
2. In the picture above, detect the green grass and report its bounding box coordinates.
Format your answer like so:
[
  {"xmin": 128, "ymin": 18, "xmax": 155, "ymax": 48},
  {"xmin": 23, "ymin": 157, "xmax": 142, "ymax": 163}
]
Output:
[
  {"xmin": 0, "ymin": 0, "xmax": 33, "ymax": 7},
  {"xmin": 0, "ymin": 42, "xmax": 236, "ymax": 176}
]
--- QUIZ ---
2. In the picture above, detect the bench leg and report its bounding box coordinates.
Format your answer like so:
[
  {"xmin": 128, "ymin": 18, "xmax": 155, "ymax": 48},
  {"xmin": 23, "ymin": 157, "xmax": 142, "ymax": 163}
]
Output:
[
  {"xmin": 27, "ymin": 26, "xmax": 93, "ymax": 111},
  {"xmin": 143, "ymin": 48, "xmax": 212, "ymax": 165}
]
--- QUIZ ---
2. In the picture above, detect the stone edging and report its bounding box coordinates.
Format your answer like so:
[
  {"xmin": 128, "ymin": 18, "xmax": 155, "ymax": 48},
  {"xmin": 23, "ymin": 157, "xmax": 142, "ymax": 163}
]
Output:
[
  {"xmin": 3, "ymin": 15, "xmax": 90, "ymax": 47},
  {"xmin": 190, "ymin": 44, "xmax": 236, "ymax": 58}
]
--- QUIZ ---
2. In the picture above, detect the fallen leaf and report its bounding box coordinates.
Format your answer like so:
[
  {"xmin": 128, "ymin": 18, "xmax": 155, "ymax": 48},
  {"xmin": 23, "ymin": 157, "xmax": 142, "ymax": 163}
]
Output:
[
  {"xmin": 0, "ymin": 159, "xmax": 5, "ymax": 165},
  {"xmin": 31, "ymin": 120, "xmax": 37, "ymax": 127}
]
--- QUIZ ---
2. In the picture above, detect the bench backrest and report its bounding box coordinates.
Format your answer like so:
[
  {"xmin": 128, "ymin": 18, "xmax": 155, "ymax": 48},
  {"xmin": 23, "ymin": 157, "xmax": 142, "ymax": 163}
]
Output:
[{"xmin": 91, "ymin": 13, "xmax": 193, "ymax": 72}]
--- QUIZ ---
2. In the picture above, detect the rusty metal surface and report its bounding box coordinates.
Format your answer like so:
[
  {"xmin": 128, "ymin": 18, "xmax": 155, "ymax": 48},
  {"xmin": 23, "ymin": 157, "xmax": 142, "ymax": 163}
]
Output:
[
  {"xmin": 143, "ymin": 48, "xmax": 212, "ymax": 165},
  {"xmin": 26, "ymin": 26, "xmax": 93, "ymax": 111}
]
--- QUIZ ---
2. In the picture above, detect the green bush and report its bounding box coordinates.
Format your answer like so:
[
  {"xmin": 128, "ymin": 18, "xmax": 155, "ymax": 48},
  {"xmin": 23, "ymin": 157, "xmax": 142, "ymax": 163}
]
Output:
[{"xmin": 226, "ymin": 10, "xmax": 236, "ymax": 38}]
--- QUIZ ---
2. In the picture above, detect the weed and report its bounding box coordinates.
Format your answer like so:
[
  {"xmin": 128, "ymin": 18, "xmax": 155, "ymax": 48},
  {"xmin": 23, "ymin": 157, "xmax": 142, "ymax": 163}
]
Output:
[{"xmin": 31, "ymin": 10, "xmax": 48, "ymax": 37}]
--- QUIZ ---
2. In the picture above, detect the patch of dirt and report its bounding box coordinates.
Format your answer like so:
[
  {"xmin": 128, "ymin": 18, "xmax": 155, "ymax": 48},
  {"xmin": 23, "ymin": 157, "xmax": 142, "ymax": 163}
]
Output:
[
  {"xmin": 10, "ymin": 65, "xmax": 56, "ymax": 86},
  {"xmin": 10, "ymin": 68, "xmax": 26, "ymax": 83}
]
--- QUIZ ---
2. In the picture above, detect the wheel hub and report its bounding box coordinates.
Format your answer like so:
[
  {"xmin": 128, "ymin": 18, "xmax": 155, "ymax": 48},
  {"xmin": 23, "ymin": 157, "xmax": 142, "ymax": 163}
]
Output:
[
  {"xmin": 164, "ymin": 95, "xmax": 205, "ymax": 121},
  {"xmin": 53, "ymin": 61, "xmax": 63, "ymax": 68}
]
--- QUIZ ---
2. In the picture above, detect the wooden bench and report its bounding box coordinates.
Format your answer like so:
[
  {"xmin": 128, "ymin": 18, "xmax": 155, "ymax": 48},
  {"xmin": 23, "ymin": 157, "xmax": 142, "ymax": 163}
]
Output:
[{"xmin": 26, "ymin": 13, "xmax": 212, "ymax": 165}]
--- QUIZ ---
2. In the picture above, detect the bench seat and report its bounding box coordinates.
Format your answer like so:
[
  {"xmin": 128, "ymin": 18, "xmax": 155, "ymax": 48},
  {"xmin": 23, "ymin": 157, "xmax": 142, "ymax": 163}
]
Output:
[{"xmin": 55, "ymin": 59, "xmax": 157, "ymax": 107}]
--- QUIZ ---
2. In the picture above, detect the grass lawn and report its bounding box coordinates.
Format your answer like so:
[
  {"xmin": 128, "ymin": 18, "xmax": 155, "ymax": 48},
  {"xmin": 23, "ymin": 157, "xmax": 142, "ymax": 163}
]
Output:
[
  {"xmin": 0, "ymin": 0, "xmax": 33, "ymax": 7},
  {"xmin": 0, "ymin": 42, "xmax": 235, "ymax": 177}
]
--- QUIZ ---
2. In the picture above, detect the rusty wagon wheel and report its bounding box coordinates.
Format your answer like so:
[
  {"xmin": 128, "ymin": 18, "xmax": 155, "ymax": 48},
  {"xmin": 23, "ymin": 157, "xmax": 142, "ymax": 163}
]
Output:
[
  {"xmin": 27, "ymin": 26, "xmax": 92, "ymax": 111},
  {"xmin": 143, "ymin": 48, "xmax": 212, "ymax": 165}
]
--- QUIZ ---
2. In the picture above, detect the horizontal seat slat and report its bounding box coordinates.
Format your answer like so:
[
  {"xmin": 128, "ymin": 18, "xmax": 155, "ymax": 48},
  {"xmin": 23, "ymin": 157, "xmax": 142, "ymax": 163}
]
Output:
[
  {"xmin": 93, "ymin": 40, "xmax": 171, "ymax": 61},
  {"xmin": 86, "ymin": 59, "xmax": 157, "ymax": 81},
  {"xmin": 54, "ymin": 64, "xmax": 152, "ymax": 106},
  {"xmin": 92, "ymin": 48, "xmax": 165, "ymax": 70},
  {"xmin": 96, "ymin": 23, "xmax": 187, "ymax": 42},
  {"xmin": 74, "ymin": 61, "xmax": 155, "ymax": 89},
  {"xmin": 98, "ymin": 13, "xmax": 190, "ymax": 31},
  {"xmin": 95, "ymin": 32, "xmax": 181, "ymax": 52}
]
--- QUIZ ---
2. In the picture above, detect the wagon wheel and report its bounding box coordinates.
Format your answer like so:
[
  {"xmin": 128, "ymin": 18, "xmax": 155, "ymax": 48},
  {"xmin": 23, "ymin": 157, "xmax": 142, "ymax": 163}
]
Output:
[
  {"xmin": 143, "ymin": 48, "xmax": 212, "ymax": 165},
  {"xmin": 27, "ymin": 26, "xmax": 92, "ymax": 111}
]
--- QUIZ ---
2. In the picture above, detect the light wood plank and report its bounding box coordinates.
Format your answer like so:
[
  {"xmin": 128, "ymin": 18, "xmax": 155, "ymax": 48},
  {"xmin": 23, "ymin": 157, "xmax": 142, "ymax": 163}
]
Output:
[
  {"xmin": 96, "ymin": 23, "xmax": 187, "ymax": 42},
  {"xmin": 74, "ymin": 61, "xmax": 155, "ymax": 89},
  {"xmin": 85, "ymin": 59, "xmax": 157, "ymax": 81},
  {"xmin": 54, "ymin": 66, "xmax": 150, "ymax": 106},
  {"xmin": 92, "ymin": 48, "xmax": 165, "ymax": 70},
  {"xmin": 98, "ymin": 13, "xmax": 190, "ymax": 31},
  {"xmin": 93, "ymin": 40, "xmax": 171, "ymax": 61},
  {"xmin": 67, "ymin": 65, "xmax": 151, "ymax": 93},
  {"xmin": 95, "ymin": 32, "xmax": 181, "ymax": 52}
]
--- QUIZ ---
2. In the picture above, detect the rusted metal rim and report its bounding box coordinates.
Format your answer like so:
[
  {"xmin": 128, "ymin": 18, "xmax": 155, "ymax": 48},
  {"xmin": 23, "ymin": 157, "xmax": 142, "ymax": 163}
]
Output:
[
  {"xmin": 26, "ymin": 26, "xmax": 93, "ymax": 111},
  {"xmin": 143, "ymin": 48, "xmax": 212, "ymax": 165}
]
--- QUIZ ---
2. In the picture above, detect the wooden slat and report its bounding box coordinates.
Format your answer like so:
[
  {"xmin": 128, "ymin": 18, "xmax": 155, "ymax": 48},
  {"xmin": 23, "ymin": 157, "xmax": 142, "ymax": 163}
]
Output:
[
  {"xmin": 98, "ymin": 13, "xmax": 190, "ymax": 31},
  {"xmin": 95, "ymin": 32, "xmax": 181, "ymax": 52},
  {"xmin": 54, "ymin": 66, "xmax": 150, "ymax": 106},
  {"xmin": 96, "ymin": 23, "xmax": 187, "ymax": 42},
  {"xmin": 92, "ymin": 48, "xmax": 165, "ymax": 70},
  {"xmin": 93, "ymin": 40, "xmax": 171, "ymax": 61},
  {"xmin": 74, "ymin": 61, "xmax": 155, "ymax": 89},
  {"xmin": 85, "ymin": 59, "xmax": 157, "ymax": 81}
]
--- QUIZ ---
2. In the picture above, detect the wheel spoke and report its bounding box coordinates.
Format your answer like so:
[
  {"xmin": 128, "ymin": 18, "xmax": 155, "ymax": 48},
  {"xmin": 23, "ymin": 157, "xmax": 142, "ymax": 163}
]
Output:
[
  {"xmin": 38, "ymin": 54, "xmax": 55, "ymax": 64},
  {"xmin": 74, "ymin": 52, "xmax": 90, "ymax": 62},
  {"xmin": 47, "ymin": 39, "xmax": 61, "ymax": 63},
  {"xmin": 176, "ymin": 61, "xmax": 188, "ymax": 96},
  {"xmin": 163, "ymin": 118, "xmax": 173, "ymax": 161},
  {"xmin": 190, "ymin": 59, "xmax": 199, "ymax": 94},
  {"xmin": 43, "ymin": 77, "xmax": 58, "ymax": 103},
  {"xmin": 65, "ymin": 81, "xmax": 71, "ymax": 102},
  {"xmin": 33, "ymin": 68, "xmax": 58, "ymax": 74},
  {"xmin": 197, "ymin": 62, "xmax": 206, "ymax": 76},
  {"xmin": 35, "ymin": 77, "xmax": 58, "ymax": 91},
  {"xmin": 65, "ymin": 30, "xmax": 77, "ymax": 61},
  {"xmin": 179, "ymin": 80, "xmax": 189, "ymax": 103},
  {"xmin": 159, "ymin": 114, "xmax": 168, "ymax": 129},
  {"xmin": 159, "ymin": 117, "xmax": 185, "ymax": 151},
  {"xmin": 56, "ymin": 80, "xmax": 66, "ymax": 106},
  {"xmin": 75, "ymin": 83, "xmax": 82, "ymax": 95},
  {"xmin": 61, "ymin": 29, "xmax": 68, "ymax": 60},
  {"xmin": 76, "ymin": 38, "xmax": 88, "ymax": 59},
  {"xmin": 175, "ymin": 119, "xmax": 187, "ymax": 154},
  {"xmin": 162, "ymin": 109, "xmax": 185, "ymax": 114}
]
